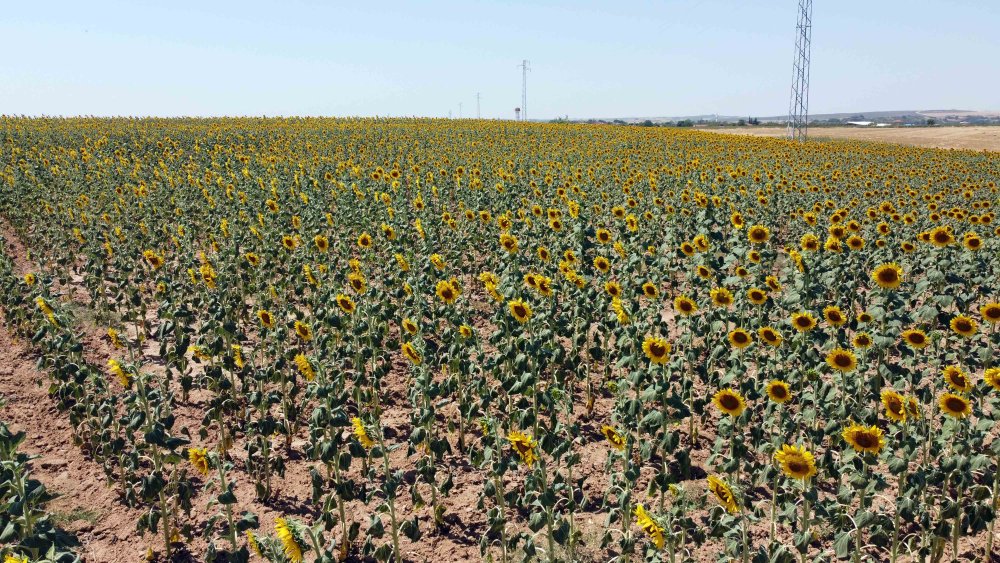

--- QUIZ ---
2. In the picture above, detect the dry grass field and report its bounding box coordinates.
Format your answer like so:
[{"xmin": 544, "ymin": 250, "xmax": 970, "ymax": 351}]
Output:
[{"xmin": 705, "ymin": 125, "xmax": 1000, "ymax": 152}]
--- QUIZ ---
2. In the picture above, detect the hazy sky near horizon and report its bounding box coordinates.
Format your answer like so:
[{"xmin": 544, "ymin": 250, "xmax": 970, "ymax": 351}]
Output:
[{"xmin": 1, "ymin": 0, "xmax": 997, "ymax": 119}]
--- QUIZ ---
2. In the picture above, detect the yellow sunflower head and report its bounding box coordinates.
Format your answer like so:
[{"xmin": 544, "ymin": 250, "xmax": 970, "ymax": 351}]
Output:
[{"xmin": 712, "ymin": 388, "xmax": 747, "ymax": 417}]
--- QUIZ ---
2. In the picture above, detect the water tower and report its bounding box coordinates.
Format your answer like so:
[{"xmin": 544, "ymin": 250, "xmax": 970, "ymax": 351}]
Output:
[{"xmin": 515, "ymin": 108, "xmax": 521, "ymax": 121}]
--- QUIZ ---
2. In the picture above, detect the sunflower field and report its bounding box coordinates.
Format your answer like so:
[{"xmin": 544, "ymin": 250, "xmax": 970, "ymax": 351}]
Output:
[{"xmin": 0, "ymin": 117, "xmax": 999, "ymax": 563}]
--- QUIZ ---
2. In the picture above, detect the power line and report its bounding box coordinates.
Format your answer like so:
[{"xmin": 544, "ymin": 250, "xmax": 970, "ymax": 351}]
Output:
[
  {"xmin": 519, "ymin": 59, "xmax": 530, "ymax": 121},
  {"xmin": 786, "ymin": 0, "xmax": 813, "ymax": 142}
]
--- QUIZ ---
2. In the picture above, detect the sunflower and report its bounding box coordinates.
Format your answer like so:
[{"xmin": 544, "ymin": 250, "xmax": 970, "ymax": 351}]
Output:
[
  {"xmin": 347, "ymin": 272, "xmax": 367, "ymax": 294},
  {"xmin": 601, "ymin": 426, "xmax": 626, "ymax": 451},
  {"xmin": 774, "ymin": 444, "xmax": 817, "ymax": 480},
  {"xmin": 246, "ymin": 530, "xmax": 262, "ymax": 557},
  {"xmin": 710, "ymin": 287, "xmax": 734, "ymax": 307},
  {"xmin": 642, "ymin": 335, "xmax": 671, "ymax": 364},
  {"xmin": 696, "ymin": 264, "xmax": 713, "ymax": 279},
  {"xmin": 747, "ymin": 287, "xmax": 767, "ymax": 305},
  {"xmin": 983, "ymin": 368, "xmax": 1000, "ymax": 391},
  {"xmin": 499, "ymin": 233, "xmax": 519, "ymax": 253},
  {"xmin": 938, "ymin": 392, "xmax": 972, "ymax": 419},
  {"xmin": 731, "ymin": 211, "xmax": 745, "ymax": 229},
  {"xmin": 901, "ymin": 328, "xmax": 929, "ymax": 349},
  {"xmin": 595, "ymin": 228, "xmax": 612, "ymax": 244},
  {"xmin": 791, "ymin": 312, "xmax": 817, "ymax": 332},
  {"xmin": 950, "ymin": 315, "xmax": 977, "ymax": 337},
  {"xmin": 826, "ymin": 348, "xmax": 857, "ymax": 372},
  {"xmin": 673, "ymin": 295, "xmax": 698, "ymax": 315},
  {"xmin": 257, "ymin": 309, "xmax": 275, "ymax": 329},
  {"xmin": 852, "ymin": 332, "xmax": 872, "ymax": 349},
  {"xmin": 823, "ymin": 305, "xmax": 847, "ymax": 327},
  {"xmin": 712, "ymin": 388, "xmax": 746, "ymax": 417},
  {"xmin": 401, "ymin": 318, "xmax": 418, "ymax": 335},
  {"xmin": 281, "ymin": 235, "xmax": 297, "ymax": 251},
  {"xmin": 245, "ymin": 252, "xmax": 261, "ymax": 267},
  {"xmin": 275, "ymin": 518, "xmax": 304, "ymax": 563},
  {"xmin": 401, "ymin": 342, "xmax": 422, "ymax": 365},
  {"xmin": 357, "ymin": 232, "xmax": 373, "ymax": 249},
  {"xmin": 108, "ymin": 359, "xmax": 131, "ymax": 387},
  {"xmin": 634, "ymin": 504, "xmax": 665, "ymax": 550},
  {"xmin": 906, "ymin": 397, "xmax": 922, "ymax": 420},
  {"xmin": 680, "ymin": 241, "xmax": 696, "ymax": 256},
  {"xmin": 728, "ymin": 328, "xmax": 753, "ymax": 349},
  {"xmin": 604, "ymin": 280, "xmax": 622, "ymax": 298},
  {"xmin": 508, "ymin": 430, "xmax": 538, "ymax": 465},
  {"xmin": 766, "ymin": 380, "xmax": 792, "ymax": 403},
  {"xmin": 943, "ymin": 365, "xmax": 972, "ymax": 393},
  {"xmin": 758, "ymin": 326, "xmax": 783, "ymax": 347},
  {"xmin": 294, "ymin": 320, "xmax": 312, "ymax": 342},
  {"xmin": 430, "ymin": 253, "xmax": 446, "ymax": 270},
  {"xmin": 593, "ymin": 256, "xmax": 611, "ymax": 273},
  {"xmin": 842, "ymin": 423, "xmax": 885, "ymax": 454},
  {"xmin": 436, "ymin": 280, "xmax": 459, "ymax": 304},
  {"xmin": 707, "ymin": 475, "xmax": 739, "ymax": 514},
  {"xmin": 508, "ymin": 298, "xmax": 533, "ymax": 324},
  {"xmin": 335, "ymin": 294, "xmax": 356, "ymax": 315},
  {"xmin": 143, "ymin": 249, "xmax": 164, "ymax": 270},
  {"xmin": 880, "ymin": 389, "xmax": 907, "ymax": 422},
  {"xmin": 535, "ymin": 276, "xmax": 553, "ymax": 297},
  {"xmin": 294, "ymin": 354, "xmax": 315, "ymax": 381},
  {"xmin": 641, "ymin": 281, "xmax": 659, "ymax": 298},
  {"xmin": 963, "ymin": 233, "xmax": 983, "ymax": 251},
  {"xmin": 846, "ymin": 235, "xmax": 865, "ymax": 250},
  {"xmin": 981, "ymin": 302, "xmax": 1000, "ymax": 325},
  {"xmin": 352, "ymin": 417, "xmax": 374, "ymax": 448},
  {"xmin": 871, "ymin": 263, "xmax": 903, "ymax": 289},
  {"xmin": 800, "ymin": 233, "xmax": 820, "ymax": 251},
  {"xmin": 765, "ymin": 275, "xmax": 782, "ymax": 292},
  {"xmin": 747, "ymin": 224, "xmax": 770, "ymax": 244},
  {"xmin": 857, "ymin": 311, "xmax": 873, "ymax": 324},
  {"xmin": 313, "ymin": 235, "xmax": 329, "ymax": 252},
  {"xmin": 929, "ymin": 225, "xmax": 954, "ymax": 247}
]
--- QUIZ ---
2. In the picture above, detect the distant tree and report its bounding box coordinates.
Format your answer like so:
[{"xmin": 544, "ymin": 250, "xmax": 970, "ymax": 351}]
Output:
[
  {"xmin": 676, "ymin": 120, "xmax": 694, "ymax": 127},
  {"xmin": 641, "ymin": 120, "xmax": 654, "ymax": 127},
  {"xmin": 737, "ymin": 119, "xmax": 747, "ymax": 126},
  {"xmin": 926, "ymin": 118, "xmax": 936, "ymax": 126}
]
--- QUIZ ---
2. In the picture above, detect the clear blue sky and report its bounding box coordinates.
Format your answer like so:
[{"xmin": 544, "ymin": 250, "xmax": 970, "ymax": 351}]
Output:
[{"xmin": 1, "ymin": 0, "xmax": 997, "ymax": 119}]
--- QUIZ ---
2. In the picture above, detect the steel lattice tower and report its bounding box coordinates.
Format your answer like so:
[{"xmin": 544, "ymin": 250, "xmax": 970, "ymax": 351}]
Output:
[{"xmin": 786, "ymin": 0, "xmax": 813, "ymax": 141}]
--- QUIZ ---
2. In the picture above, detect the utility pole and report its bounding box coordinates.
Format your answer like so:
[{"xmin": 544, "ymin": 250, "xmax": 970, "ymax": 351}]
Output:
[
  {"xmin": 519, "ymin": 59, "xmax": 530, "ymax": 121},
  {"xmin": 786, "ymin": 0, "xmax": 813, "ymax": 142},
  {"xmin": 476, "ymin": 92, "xmax": 481, "ymax": 119}
]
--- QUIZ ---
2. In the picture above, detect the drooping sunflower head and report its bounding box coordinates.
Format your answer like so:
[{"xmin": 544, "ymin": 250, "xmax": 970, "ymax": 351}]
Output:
[
  {"xmin": 707, "ymin": 475, "xmax": 739, "ymax": 514},
  {"xmin": 871, "ymin": 263, "xmax": 903, "ymax": 290},
  {"xmin": 842, "ymin": 423, "xmax": 885, "ymax": 454},
  {"xmin": 943, "ymin": 365, "xmax": 972, "ymax": 393},
  {"xmin": 634, "ymin": 504, "xmax": 666, "ymax": 550},
  {"xmin": 766, "ymin": 380, "xmax": 791, "ymax": 403},
  {"xmin": 826, "ymin": 348, "xmax": 857, "ymax": 372},
  {"xmin": 642, "ymin": 335, "xmax": 671, "ymax": 364},
  {"xmin": 507, "ymin": 430, "xmax": 538, "ymax": 465},
  {"xmin": 938, "ymin": 392, "xmax": 972, "ymax": 419},
  {"xmin": 949, "ymin": 315, "xmax": 977, "ymax": 337},
  {"xmin": 712, "ymin": 388, "xmax": 746, "ymax": 417},
  {"xmin": 774, "ymin": 444, "xmax": 817, "ymax": 480},
  {"xmin": 188, "ymin": 447, "xmax": 209, "ymax": 476},
  {"xmin": 728, "ymin": 328, "xmax": 753, "ymax": 349},
  {"xmin": 274, "ymin": 517, "xmax": 305, "ymax": 563},
  {"xmin": 401, "ymin": 341, "xmax": 422, "ymax": 365},
  {"xmin": 601, "ymin": 425, "xmax": 626, "ymax": 451},
  {"xmin": 791, "ymin": 312, "xmax": 817, "ymax": 332}
]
